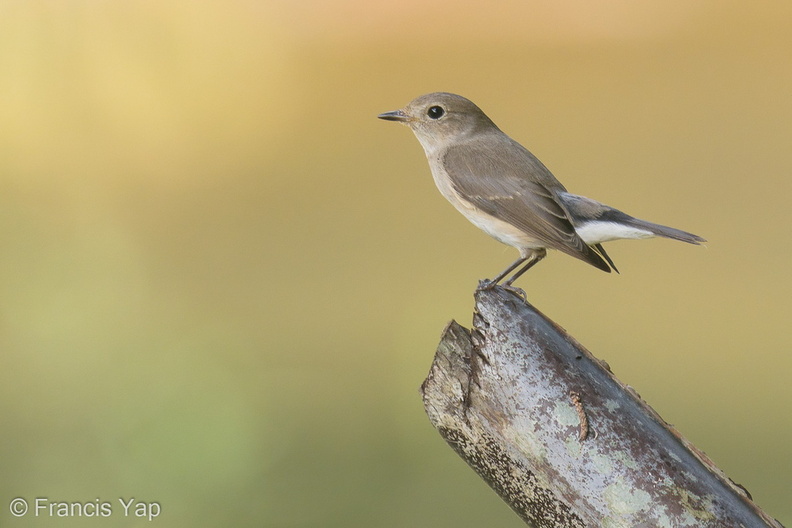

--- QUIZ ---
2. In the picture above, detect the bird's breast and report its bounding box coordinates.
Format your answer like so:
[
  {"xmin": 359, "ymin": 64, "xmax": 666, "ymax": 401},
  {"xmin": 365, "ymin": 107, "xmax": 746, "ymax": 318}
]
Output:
[{"xmin": 427, "ymin": 159, "xmax": 543, "ymax": 253}]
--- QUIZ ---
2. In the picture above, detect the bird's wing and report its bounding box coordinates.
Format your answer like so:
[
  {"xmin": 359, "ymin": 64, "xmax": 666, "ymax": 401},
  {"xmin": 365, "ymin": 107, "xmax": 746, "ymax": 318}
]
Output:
[{"xmin": 443, "ymin": 138, "xmax": 612, "ymax": 272}]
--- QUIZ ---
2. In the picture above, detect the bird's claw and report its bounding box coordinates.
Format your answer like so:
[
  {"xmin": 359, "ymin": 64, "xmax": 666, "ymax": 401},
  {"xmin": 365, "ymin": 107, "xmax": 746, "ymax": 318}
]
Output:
[
  {"xmin": 477, "ymin": 280, "xmax": 526, "ymax": 302},
  {"xmin": 502, "ymin": 285, "xmax": 527, "ymax": 301},
  {"xmin": 477, "ymin": 279, "xmax": 497, "ymax": 291}
]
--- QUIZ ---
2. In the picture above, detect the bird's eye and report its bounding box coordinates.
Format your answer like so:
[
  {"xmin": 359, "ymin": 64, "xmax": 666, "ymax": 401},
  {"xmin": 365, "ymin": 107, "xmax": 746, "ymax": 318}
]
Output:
[{"xmin": 427, "ymin": 106, "xmax": 445, "ymax": 119}]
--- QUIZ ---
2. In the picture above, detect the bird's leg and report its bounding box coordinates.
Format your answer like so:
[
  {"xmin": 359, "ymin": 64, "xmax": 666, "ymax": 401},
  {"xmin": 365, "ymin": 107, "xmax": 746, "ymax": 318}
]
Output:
[
  {"xmin": 504, "ymin": 249, "xmax": 546, "ymax": 287},
  {"xmin": 478, "ymin": 257, "xmax": 527, "ymax": 290},
  {"xmin": 503, "ymin": 258, "xmax": 539, "ymax": 287},
  {"xmin": 498, "ymin": 249, "xmax": 547, "ymax": 299}
]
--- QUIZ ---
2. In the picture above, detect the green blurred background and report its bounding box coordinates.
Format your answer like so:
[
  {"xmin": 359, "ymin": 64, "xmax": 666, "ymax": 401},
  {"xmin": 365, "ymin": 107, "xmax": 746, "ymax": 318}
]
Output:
[{"xmin": 0, "ymin": 1, "xmax": 790, "ymax": 526}]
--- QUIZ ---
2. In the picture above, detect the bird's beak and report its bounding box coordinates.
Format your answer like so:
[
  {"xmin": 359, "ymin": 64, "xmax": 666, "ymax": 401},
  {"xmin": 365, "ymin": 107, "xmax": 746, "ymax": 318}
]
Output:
[{"xmin": 377, "ymin": 109, "xmax": 411, "ymax": 122}]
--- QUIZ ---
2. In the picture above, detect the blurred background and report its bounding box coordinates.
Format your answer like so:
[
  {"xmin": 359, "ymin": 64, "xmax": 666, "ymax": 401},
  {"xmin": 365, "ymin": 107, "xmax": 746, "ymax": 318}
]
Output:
[{"xmin": 0, "ymin": 1, "xmax": 790, "ymax": 526}]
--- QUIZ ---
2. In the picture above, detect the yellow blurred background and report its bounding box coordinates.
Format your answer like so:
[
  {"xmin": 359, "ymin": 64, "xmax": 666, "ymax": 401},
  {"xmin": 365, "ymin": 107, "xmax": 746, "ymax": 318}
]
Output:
[{"xmin": 0, "ymin": 1, "xmax": 790, "ymax": 526}]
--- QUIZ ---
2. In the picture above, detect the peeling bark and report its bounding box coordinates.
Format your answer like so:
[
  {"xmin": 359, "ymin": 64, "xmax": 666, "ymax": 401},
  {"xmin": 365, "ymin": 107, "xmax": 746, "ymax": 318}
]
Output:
[{"xmin": 420, "ymin": 285, "xmax": 784, "ymax": 528}]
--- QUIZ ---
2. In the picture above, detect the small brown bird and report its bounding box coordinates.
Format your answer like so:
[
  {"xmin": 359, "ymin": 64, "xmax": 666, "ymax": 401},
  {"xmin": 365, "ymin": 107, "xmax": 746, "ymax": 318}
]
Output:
[{"xmin": 379, "ymin": 92, "xmax": 705, "ymax": 287}]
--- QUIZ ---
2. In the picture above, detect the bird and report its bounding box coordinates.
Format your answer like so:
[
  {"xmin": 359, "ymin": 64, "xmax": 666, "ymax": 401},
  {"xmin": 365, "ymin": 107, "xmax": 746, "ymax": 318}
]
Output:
[{"xmin": 378, "ymin": 92, "xmax": 705, "ymax": 289}]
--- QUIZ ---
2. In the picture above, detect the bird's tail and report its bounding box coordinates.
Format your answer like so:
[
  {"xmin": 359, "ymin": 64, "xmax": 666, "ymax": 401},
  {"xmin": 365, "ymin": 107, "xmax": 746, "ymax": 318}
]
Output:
[
  {"xmin": 558, "ymin": 192, "xmax": 706, "ymax": 246},
  {"xmin": 622, "ymin": 217, "xmax": 706, "ymax": 245}
]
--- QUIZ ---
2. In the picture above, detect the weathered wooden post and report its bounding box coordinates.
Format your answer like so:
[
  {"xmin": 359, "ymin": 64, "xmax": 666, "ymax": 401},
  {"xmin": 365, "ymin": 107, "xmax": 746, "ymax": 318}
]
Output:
[{"xmin": 421, "ymin": 285, "xmax": 784, "ymax": 527}]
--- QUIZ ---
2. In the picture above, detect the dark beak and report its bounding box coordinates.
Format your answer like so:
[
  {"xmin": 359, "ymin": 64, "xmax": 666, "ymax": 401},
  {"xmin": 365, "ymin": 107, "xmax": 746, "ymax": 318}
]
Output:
[{"xmin": 377, "ymin": 109, "xmax": 410, "ymax": 122}]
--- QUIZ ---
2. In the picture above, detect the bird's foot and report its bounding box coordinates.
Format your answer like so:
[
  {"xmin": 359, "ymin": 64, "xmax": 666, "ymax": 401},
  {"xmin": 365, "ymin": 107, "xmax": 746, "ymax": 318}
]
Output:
[
  {"xmin": 477, "ymin": 279, "xmax": 498, "ymax": 291},
  {"xmin": 477, "ymin": 279, "xmax": 526, "ymax": 301},
  {"xmin": 502, "ymin": 285, "xmax": 527, "ymax": 302}
]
